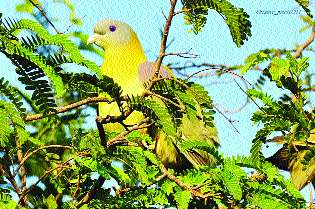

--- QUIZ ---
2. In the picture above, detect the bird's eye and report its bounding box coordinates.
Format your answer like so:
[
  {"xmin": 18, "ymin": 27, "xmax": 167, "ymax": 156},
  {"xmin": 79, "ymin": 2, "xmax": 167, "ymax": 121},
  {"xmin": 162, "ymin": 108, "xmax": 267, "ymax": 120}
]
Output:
[{"xmin": 109, "ymin": 25, "xmax": 116, "ymax": 32}]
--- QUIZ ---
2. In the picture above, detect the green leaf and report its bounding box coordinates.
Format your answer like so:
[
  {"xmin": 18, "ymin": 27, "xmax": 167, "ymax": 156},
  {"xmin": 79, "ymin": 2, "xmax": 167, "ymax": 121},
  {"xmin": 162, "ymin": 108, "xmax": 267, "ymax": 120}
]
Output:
[
  {"xmin": 0, "ymin": 77, "xmax": 26, "ymax": 115},
  {"xmin": 16, "ymin": 2, "xmax": 34, "ymax": 13},
  {"xmin": 295, "ymin": 0, "xmax": 313, "ymax": 17},
  {"xmin": 75, "ymin": 157, "xmax": 111, "ymax": 179},
  {"xmin": 108, "ymin": 164, "xmax": 131, "ymax": 185},
  {"xmin": 241, "ymin": 51, "xmax": 270, "ymax": 74},
  {"xmin": 174, "ymin": 189, "xmax": 191, "ymax": 209},
  {"xmin": 9, "ymin": 19, "xmax": 101, "ymax": 76},
  {"xmin": 296, "ymin": 57, "xmax": 309, "ymax": 76},
  {"xmin": 161, "ymin": 179, "xmax": 176, "ymax": 195},
  {"xmin": 250, "ymin": 193, "xmax": 290, "ymax": 209},
  {"xmin": 269, "ymin": 57, "xmax": 290, "ymax": 82},
  {"xmin": 0, "ymin": 101, "xmax": 30, "ymax": 146},
  {"xmin": 180, "ymin": 139, "xmax": 222, "ymax": 163},
  {"xmin": 44, "ymin": 194, "xmax": 58, "ymax": 209},
  {"xmin": 183, "ymin": 0, "xmax": 251, "ymax": 47},
  {"xmin": 221, "ymin": 165, "xmax": 243, "ymax": 201},
  {"xmin": 247, "ymin": 89, "xmax": 275, "ymax": 106},
  {"xmin": 187, "ymin": 83, "xmax": 213, "ymax": 107},
  {"xmin": 130, "ymin": 97, "xmax": 176, "ymax": 136}
]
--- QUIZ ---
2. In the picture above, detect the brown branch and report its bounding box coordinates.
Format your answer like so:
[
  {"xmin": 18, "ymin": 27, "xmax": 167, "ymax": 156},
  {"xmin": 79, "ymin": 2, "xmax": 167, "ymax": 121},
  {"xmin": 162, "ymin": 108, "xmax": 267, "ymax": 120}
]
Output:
[
  {"xmin": 72, "ymin": 174, "xmax": 81, "ymax": 201},
  {"xmin": 19, "ymin": 158, "xmax": 73, "ymax": 203},
  {"xmin": 14, "ymin": 145, "xmax": 72, "ymax": 176},
  {"xmin": 145, "ymin": 90, "xmax": 185, "ymax": 111},
  {"xmin": 16, "ymin": 140, "xmax": 27, "ymax": 205},
  {"xmin": 28, "ymin": 0, "xmax": 61, "ymax": 34},
  {"xmin": 171, "ymin": 63, "xmax": 240, "ymax": 72},
  {"xmin": 164, "ymin": 49, "xmax": 199, "ymax": 59},
  {"xmin": 96, "ymin": 109, "xmax": 132, "ymax": 124},
  {"xmin": 24, "ymin": 96, "xmax": 113, "ymax": 122},
  {"xmin": 115, "ymin": 173, "xmax": 167, "ymax": 196},
  {"xmin": 76, "ymin": 176, "xmax": 106, "ymax": 208},
  {"xmin": 154, "ymin": 0, "xmax": 178, "ymax": 78},
  {"xmin": 294, "ymin": 28, "xmax": 315, "ymax": 58},
  {"xmin": 107, "ymin": 118, "xmax": 151, "ymax": 147},
  {"xmin": 0, "ymin": 162, "xmax": 21, "ymax": 197},
  {"xmin": 160, "ymin": 165, "xmax": 222, "ymax": 199}
]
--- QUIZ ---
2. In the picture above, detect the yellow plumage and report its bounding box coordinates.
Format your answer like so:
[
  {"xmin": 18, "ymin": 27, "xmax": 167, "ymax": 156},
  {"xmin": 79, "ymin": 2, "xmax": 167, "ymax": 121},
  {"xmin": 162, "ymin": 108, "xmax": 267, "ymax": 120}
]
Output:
[{"xmin": 88, "ymin": 19, "xmax": 147, "ymax": 133}]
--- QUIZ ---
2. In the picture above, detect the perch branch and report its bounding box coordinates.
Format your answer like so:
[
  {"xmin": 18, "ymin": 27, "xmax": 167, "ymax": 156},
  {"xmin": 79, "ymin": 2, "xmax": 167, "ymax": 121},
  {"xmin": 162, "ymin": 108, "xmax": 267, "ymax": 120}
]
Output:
[
  {"xmin": 24, "ymin": 96, "xmax": 113, "ymax": 122},
  {"xmin": 107, "ymin": 118, "xmax": 152, "ymax": 147}
]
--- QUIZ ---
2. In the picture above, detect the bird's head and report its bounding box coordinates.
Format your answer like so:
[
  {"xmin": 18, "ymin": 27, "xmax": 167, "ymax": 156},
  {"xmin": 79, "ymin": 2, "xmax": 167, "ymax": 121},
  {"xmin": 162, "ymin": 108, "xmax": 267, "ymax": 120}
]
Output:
[{"xmin": 87, "ymin": 19, "xmax": 135, "ymax": 50}]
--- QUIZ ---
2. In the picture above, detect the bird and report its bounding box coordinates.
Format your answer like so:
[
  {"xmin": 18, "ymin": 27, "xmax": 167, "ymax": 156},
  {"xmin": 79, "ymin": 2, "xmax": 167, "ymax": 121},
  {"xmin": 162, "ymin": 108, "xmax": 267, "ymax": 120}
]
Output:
[
  {"xmin": 266, "ymin": 133, "xmax": 315, "ymax": 190},
  {"xmin": 87, "ymin": 19, "xmax": 219, "ymax": 169}
]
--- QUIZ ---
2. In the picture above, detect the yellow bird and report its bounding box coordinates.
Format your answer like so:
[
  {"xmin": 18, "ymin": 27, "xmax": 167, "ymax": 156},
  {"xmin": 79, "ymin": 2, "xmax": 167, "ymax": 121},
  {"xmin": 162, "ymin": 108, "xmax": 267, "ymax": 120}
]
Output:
[{"xmin": 87, "ymin": 19, "xmax": 219, "ymax": 168}]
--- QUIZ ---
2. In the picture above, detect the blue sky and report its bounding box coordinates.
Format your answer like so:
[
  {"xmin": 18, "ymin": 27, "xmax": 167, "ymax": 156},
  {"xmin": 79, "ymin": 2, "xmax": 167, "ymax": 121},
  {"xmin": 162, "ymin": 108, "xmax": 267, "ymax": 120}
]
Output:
[{"xmin": 1, "ymin": 0, "xmax": 315, "ymax": 202}]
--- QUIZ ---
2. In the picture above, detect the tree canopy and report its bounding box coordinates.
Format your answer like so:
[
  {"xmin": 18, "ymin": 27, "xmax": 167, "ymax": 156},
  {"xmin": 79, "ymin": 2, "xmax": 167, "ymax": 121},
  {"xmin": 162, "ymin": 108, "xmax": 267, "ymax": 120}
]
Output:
[{"xmin": 0, "ymin": 0, "xmax": 314, "ymax": 208}]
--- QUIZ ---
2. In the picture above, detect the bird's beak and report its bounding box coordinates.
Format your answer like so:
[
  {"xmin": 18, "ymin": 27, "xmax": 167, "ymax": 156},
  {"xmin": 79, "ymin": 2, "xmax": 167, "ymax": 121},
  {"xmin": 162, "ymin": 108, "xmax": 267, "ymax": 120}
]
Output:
[{"xmin": 87, "ymin": 34, "xmax": 102, "ymax": 45}]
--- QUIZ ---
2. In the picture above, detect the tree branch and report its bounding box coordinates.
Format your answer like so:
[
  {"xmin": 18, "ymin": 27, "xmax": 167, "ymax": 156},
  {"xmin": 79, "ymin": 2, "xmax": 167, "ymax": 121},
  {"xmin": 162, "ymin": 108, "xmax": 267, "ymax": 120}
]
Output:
[
  {"xmin": 106, "ymin": 117, "xmax": 151, "ymax": 147},
  {"xmin": 16, "ymin": 139, "xmax": 27, "ymax": 205},
  {"xmin": 164, "ymin": 49, "xmax": 199, "ymax": 59},
  {"xmin": 28, "ymin": 0, "xmax": 61, "ymax": 34},
  {"xmin": 160, "ymin": 165, "xmax": 222, "ymax": 199},
  {"xmin": 95, "ymin": 109, "xmax": 132, "ymax": 124},
  {"xmin": 154, "ymin": 0, "xmax": 178, "ymax": 78},
  {"xmin": 19, "ymin": 158, "xmax": 73, "ymax": 203},
  {"xmin": 24, "ymin": 96, "xmax": 113, "ymax": 122},
  {"xmin": 294, "ymin": 28, "xmax": 315, "ymax": 58},
  {"xmin": 145, "ymin": 90, "xmax": 185, "ymax": 111},
  {"xmin": 0, "ymin": 162, "xmax": 21, "ymax": 198},
  {"xmin": 115, "ymin": 173, "xmax": 167, "ymax": 196},
  {"xmin": 76, "ymin": 176, "xmax": 106, "ymax": 208},
  {"xmin": 14, "ymin": 145, "xmax": 72, "ymax": 176}
]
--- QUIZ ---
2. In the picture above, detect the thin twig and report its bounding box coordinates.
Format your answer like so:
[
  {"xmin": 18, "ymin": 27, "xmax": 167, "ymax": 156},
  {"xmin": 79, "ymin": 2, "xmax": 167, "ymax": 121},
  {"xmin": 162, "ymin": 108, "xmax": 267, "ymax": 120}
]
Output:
[
  {"xmin": 76, "ymin": 176, "xmax": 106, "ymax": 208},
  {"xmin": 19, "ymin": 158, "xmax": 73, "ymax": 204},
  {"xmin": 0, "ymin": 163, "xmax": 21, "ymax": 197},
  {"xmin": 14, "ymin": 145, "xmax": 72, "ymax": 176},
  {"xmin": 28, "ymin": 0, "xmax": 61, "ymax": 34},
  {"xmin": 154, "ymin": 0, "xmax": 178, "ymax": 78},
  {"xmin": 294, "ymin": 28, "xmax": 315, "ymax": 58},
  {"xmin": 16, "ymin": 140, "xmax": 27, "ymax": 205},
  {"xmin": 145, "ymin": 90, "xmax": 185, "ymax": 111},
  {"xmin": 72, "ymin": 174, "xmax": 81, "ymax": 201},
  {"xmin": 107, "ymin": 118, "xmax": 152, "ymax": 147},
  {"xmin": 213, "ymin": 105, "xmax": 240, "ymax": 134},
  {"xmin": 164, "ymin": 49, "xmax": 199, "ymax": 59},
  {"xmin": 24, "ymin": 96, "xmax": 113, "ymax": 122},
  {"xmin": 115, "ymin": 173, "xmax": 167, "ymax": 196},
  {"xmin": 160, "ymin": 165, "xmax": 222, "ymax": 199}
]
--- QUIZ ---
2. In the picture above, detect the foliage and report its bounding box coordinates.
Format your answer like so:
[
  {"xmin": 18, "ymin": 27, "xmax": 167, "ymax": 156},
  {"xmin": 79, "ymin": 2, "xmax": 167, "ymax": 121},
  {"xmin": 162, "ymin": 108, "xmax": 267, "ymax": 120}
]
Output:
[
  {"xmin": 295, "ymin": 0, "xmax": 313, "ymax": 17},
  {"xmin": 181, "ymin": 0, "xmax": 252, "ymax": 47},
  {"xmin": 0, "ymin": 0, "xmax": 312, "ymax": 209}
]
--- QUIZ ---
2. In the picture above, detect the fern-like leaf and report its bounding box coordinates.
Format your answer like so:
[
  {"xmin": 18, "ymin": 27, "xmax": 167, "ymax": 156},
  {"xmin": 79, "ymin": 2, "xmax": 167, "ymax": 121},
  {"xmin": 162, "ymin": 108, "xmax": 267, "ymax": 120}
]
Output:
[
  {"xmin": 182, "ymin": 0, "xmax": 251, "ymax": 47},
  {"xmin": 295, "ymin": 0, "xmax": 313, "ymax": 17},
  {"xmin": 0, "ymin": 77, "xmax": 26, "ymax": 115}
]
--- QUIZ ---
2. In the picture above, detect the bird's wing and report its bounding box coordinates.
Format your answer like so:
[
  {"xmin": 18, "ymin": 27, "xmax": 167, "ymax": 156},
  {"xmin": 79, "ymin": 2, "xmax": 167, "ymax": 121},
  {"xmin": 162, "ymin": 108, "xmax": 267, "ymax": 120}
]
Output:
[
  {"xmin": 267, "ymin": 146, "xmax": 315, "ymax": 190},
  {"xmin": 290, "ymin": 150, "xmax": 315, "ymax": 190},
  {"xmin": 138, "ymin": 61, "xmax": 219, "ymax": 167},
  {"xmin": 138, "ymin": 61, "xmax": 172, "ymax": 82}
]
